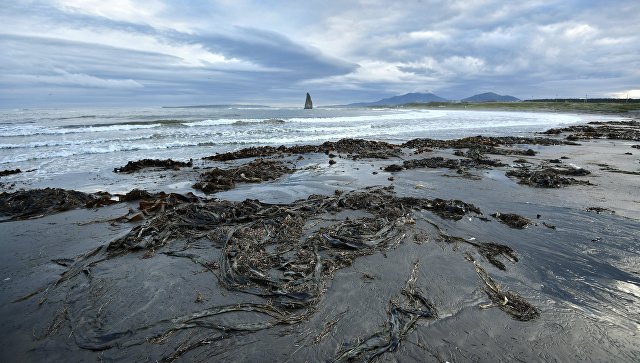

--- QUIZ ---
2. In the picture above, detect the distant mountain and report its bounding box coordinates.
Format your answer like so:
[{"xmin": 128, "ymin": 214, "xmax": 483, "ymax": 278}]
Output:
[
  {"xmin": 347, "ymin": 92, "xmax": 448, "ymax": 106},
  {"xmin": 461, "ymin": 92, "xmax": 520, "ymax": 102}
]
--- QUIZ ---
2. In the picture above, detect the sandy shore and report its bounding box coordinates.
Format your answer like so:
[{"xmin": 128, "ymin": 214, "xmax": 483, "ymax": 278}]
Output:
[{"xmin": 1, "ymin": 120, "xmax": 639, "ymax": 361}]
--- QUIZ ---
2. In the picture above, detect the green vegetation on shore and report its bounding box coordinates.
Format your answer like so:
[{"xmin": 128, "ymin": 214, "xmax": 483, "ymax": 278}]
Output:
[{"xmin": 397, "ymin": 101, "xmax": 640, "ymax": 115}]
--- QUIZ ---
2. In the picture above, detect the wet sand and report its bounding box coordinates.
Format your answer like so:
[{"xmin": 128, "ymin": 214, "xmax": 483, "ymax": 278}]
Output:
[{"xmin": 1, "ymin": 120, "xmax": 639, "ymax": 362}]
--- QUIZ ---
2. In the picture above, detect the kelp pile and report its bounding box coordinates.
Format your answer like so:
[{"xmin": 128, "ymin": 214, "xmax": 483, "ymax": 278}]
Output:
[
  {"xmin": 24, "ymin": 186, "xmax": 539, "ymax": 361},
  {"xmin": 506, "ymin": 165, "xmax": 592, "ymax": 188},
  {"xmin": 542, "ymin": 121, "xmax": 640, "ymax": 141},
  {"xmin": 193, "ymin": 159, "xmax": 294, "ymax": 193},
  {"xmin": 0, "ymin": 188, "xmax": 116, "ymax": 221},
  {"xmin": 384, "ymin": 156, "xmax": 506, "ymax": 175},
  {"xmin": 108, "ymin": 190, "xmax": 201, "ymax": 223},
  {"xmin": 0, "ymin": 169, "xmax": 22, "ymax": 177},
  {"xmin": 0, "ymin": 188, "xmax": 199, "ymax": 223},
  {"xmin": 205, "ymin": 136, "xmax": 567, "ymax": 164},
  {"xmin": 491, "ymin": 212, "xmax": 532, "ymax": 229},
  {"xmin": 205, "ymin": 138, "xmax": 400, "ymax": 161},
  {"xmin": 114, "ymin": 158, "xmax": 193, "ymax": 173},
  {"xmin": 402, "ymin": 135, "xmax": 570, "ymax": 150}
]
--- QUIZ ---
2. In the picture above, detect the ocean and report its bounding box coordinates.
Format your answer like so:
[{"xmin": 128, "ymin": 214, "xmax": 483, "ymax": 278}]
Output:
[{"xmin": 0, "ymin": 106, "xmax": 625, "ymax": 186}]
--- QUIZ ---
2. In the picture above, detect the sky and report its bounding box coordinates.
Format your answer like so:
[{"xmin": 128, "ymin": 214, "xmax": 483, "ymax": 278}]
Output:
[{"xmin": 1, "ymin": 0, "xmax": 639, "ymax": 107}]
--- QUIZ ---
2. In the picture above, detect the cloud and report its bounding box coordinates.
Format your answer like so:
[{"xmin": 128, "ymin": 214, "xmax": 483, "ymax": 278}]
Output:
[
  {"xmin": 188, "ymin": 26, "xmax": 357, "ymax": 78},
  {"xmin": 608, "ymin": 90, "xmax": 640, "ymax": 99},
  {"xmin": 0, "ymin": 0, "xmax": 639, "ymax": 106},
  {"xmin": 298, "ymin": 0, "xmax": 640, "ymax": 100},
  {"xmin": 15, "ymin": 69, "xmax": 143, "ymax": 89}
]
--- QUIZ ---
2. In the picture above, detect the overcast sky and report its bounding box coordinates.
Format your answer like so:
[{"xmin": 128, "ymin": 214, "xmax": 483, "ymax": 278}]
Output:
[{"xmin": 1, "ymin": 0, "xmax": 639, "ymax": 107}]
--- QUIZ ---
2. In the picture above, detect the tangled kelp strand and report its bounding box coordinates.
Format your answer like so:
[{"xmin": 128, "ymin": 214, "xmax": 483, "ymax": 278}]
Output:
[
  {"xmin": 334, "ymin": 260, "xmax": 436, "ymax": 362},
  {"xmin": 471, "ymin": 260, "xmax": 540, "ymax": 321},
  {"xmin": 468, "ymin": 241, "xmax": 519, "ymax": 271}
]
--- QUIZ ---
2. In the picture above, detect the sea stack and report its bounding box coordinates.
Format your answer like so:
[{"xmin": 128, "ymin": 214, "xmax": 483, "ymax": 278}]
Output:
[{"xmin": 304, "ymin": 93, "xmax": 313, "ymax": 109}]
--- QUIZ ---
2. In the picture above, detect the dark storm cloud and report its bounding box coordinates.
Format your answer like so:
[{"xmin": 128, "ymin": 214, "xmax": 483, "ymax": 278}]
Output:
[{"xmin": 186, "ymin": 27, "xmax": 357, "ymax": 79}]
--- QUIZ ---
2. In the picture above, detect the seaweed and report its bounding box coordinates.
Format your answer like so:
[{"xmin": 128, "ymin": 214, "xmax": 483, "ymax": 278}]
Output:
[
  {"xmin": 506, "ymin": 167, "xmax": 591, "ymax": 188},
  {"xmin": 114, "ymin": 158, "xmax": 193, "ymax": 173},
  {"xmin": 491, "ymin": 212, "xmax": 532, "ymax": 229},
  {"xmin": 204, "ymin": 138, "xmax": 400, "ymax": 161},
  {"xmin": 384, "ymin": 164, "xmax": 403, "ymax": 172},
  {"xmin": 193, "ymin": 159, "xmax": 294, "ymax": 194},
  {"xmin": 335, "ymin": 260, "xmax": 436, "ymax": 362},
  {"xmin": 471, "ymin": 242, "xmax": 519, "ymax": 271},
  {"xmin": 597, "ymin": 164, "xmax": 640, "ymax": 175},
  {"xmin": 472, "ymin": 261, "xmax": 540, "ymax": 321},
  {"xmin": 21, "ymin": 187, "xmax": 537, "ymax": 361},
  {"xmin": 0, "ymin": 188, "xmax": 116, "ymax": 221},
  {"xmin": 384, "ymin": 154, "xmax": 507, "ymax": 177},
  {"xmin": 0, "ymin": 169, "xmax": 22, "ymax": 177},
  {"xmin": 402, "ymin": 135, "xmax": 568, "ymax": 149},
  {"xmin": 585, "ymin": 207, "xmax": 616, "ymax": 214},
  {"xmin": 542, "ymin": 122, "xmax": 640, "ymax": 141}
]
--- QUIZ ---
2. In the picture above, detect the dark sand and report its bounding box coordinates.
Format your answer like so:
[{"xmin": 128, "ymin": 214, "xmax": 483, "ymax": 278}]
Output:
[{"xmin": 1, "ymin": 120, "xmax": 639, "ymax": 362}]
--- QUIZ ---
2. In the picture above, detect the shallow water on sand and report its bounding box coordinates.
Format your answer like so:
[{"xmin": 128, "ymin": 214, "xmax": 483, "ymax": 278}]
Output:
[{"xmin": 1, "ymin": 148, "xmax": 639, "ymax": 361}]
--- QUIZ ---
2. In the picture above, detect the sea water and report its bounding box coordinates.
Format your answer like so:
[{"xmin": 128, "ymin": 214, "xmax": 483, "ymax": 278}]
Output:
[{"xmin": 0, "ymin": 106, "xmax": 625, "ymax": 184}]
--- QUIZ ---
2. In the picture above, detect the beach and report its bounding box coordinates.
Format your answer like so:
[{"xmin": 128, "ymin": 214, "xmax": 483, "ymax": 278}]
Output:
[{"xmin": 1, "ymin": 110, "xmax": 639, "ymax": 361}]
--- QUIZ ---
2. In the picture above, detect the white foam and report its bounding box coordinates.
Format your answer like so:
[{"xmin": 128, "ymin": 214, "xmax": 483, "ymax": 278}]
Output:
[
  {"xmin": 0, "ymin": 135, "xmax": 154, "ymax": 149},
  {"xmin": 182, "ymin": 119, "xmax": 240, "ymax": 127},
  {"xmin": 0, "ymin": 123, "xmax": 162, "ymax": 137}
]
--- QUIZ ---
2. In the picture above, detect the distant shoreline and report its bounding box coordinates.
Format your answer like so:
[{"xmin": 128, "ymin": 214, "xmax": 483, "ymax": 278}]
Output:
[{"xmin": 361, "ymin": 101, "xmax": 640, "ymax": 116}]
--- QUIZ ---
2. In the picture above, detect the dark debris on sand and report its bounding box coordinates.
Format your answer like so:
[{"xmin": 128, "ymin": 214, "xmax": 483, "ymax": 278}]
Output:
[
  {"xmin": 596, "ymin": 163, "xmax": 640, "ymax": 175},
  {"xmin": 471, "ymin": 259, "xmax": 540, "ymax": 321},
  {"xmin": 383, "ymin": 154, "xmax": 506, "ymax": 179},
  {"xmin": 0, "ymin": 169, "xmax": 22, "ymax": 177},
  {"xmin": 204, "ymin": 144, "xmax": 316, "ymax": 161},
  {"xmin": 205, "ymin": 138, "xmax": 400, "ymax": 161},
  {"xmin": 109, "ymin": 190, "xmax": 201, "ymax": 223},
  {"xmin": 585, "ymin": 206, "xmax": 616, "ymax": 214},
  {"xmin": 402, "ymin": 135, "xmax": 570, "ymax": 150},
  {"xmin": 114, "ymin": 158, "xmax": 193, "ymax": 173},
  {"xmin": 466, "ymin": 242, "xmax": 518, "ymax": 271},
  {"xmin": 542, "ymin": 121, "xmax": 640, "ymax": 141},
  {"xmin": 193, "ymin": 159, "xmax": 294, "ymax": 194},
  {"xmin": 0, "ymin": 188, "xmax": 117, "ymax": 221},
  {"xmin": 506, "ymin": 165, "xmax": 591, "ymax": 188},
  {"xmin": 491, "ymin": 212, "xmax": 532, "ymax": 229},
  {"xmin": 206, "ymin": 136, "xmax": 568, "ymax": 164}
]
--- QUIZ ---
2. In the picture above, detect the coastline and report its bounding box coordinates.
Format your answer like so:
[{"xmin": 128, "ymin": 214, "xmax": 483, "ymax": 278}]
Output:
[
  {"xmin": 396, "ymin": 100, "xmax": 640, "ymax": 117},
  {"xmin": 1, "ymin": 119, "xmax": 639, "ymax": 361}
]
